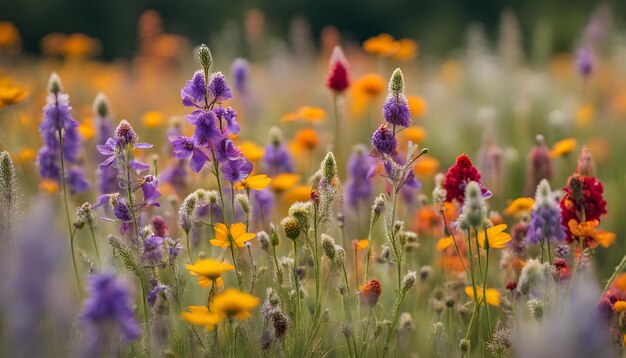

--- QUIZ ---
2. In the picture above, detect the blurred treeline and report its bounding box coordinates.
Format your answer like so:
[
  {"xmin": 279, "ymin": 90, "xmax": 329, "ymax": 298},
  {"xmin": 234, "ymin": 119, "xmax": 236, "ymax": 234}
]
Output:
[{"xmin": 1, "ymin": 0, "xmax": 625, "ymax": 60}]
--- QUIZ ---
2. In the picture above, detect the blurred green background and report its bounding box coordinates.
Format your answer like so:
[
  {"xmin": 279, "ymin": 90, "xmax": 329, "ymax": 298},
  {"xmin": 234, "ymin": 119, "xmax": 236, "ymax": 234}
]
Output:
[{"xmin": 2, "ymin": 0, "xmax": 625, "ymax": 59}]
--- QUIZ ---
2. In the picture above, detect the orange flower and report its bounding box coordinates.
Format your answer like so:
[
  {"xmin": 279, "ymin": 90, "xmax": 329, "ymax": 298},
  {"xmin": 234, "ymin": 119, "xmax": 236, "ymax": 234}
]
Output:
[
  {"xmin": 271, "ymin": 173, "xmax": 301, "ymax": 193},
  {"xmin": 412, "ymin": 205, "xmax": 441, "ymax": 234},
  {"xmin": 142, "ymin": 110, "xmax": 165, "ymax": 128},
  {"xmin": 407, "ymin": 95, "xmax": 427, "ymax": 118},
  {"xmin": 185, "ymin": 258, "xmax": 234, "ymax": 287},
  {"xmin": 13, "ymin": 148, "xmax": 36, "ymax": 164},
  {"xmin": 281, "ymin": 106, "xmax": 326, "ymax": 123},
  {"xmin": 239, "ymin": 141, "xmax": 265, "ymax": 162},
  {"xmin": 78, "ymin": 117, "xmax": 95, "ymax": 140},
  {"xmin": 39, "ymin": 180, "xmax": 59, "ymax": 193},
  {"xmin": 0, "ymin": 84, "xmax": 28, "ymax": 108},
  {"xmin": 182, "ymin": 306, "xmax": 223, "ymax": 329},
  {"xmin": 292, "ymin": 128, "xmax": 319, "ymax": 152},
  {"xmin": 210, "ymin": 223, "xmax": 255, "ymax": 248},
  {"xmin": 504, "ymin": 197, "xmax": 535, "ymax": 216},
  {"xmin": 399, "ymin": 126, "xmax": 427, "ymax": 145},
  {"xmin": 359, "ymin": 279, "xmax": 382, "ymax": 307},
  {"xmin": 393, "ymin": 39, "xmax": 418, "ymax": 61},
  {"xmin": 283, "ymin": 185, "xmax": 312, "ymax": 205},
  {"xmin": 436, "ymin": 236, "xmax": 454, "ymax": 251},
  {"xmin": 363, "ymin": 33, "xmax": 397, "ymax": 56},
  {"xmin": 614, "ymin": 301, "xmax": 626, "ymax": 313},
  {"xmin": 594, "ymin": 230, "xmax": 616, "ymax": 248},
  {"xmin": 567, "ymin": 219, "xmax": 599, "ymax": 237},
  {"xmin": 575, "ymin": 104, "xmax": 595, "ymax": 127},
  {"xmin": 353, "ymin": 239, "xmax": 369, "ymax": 250},
  {"xmin": 0, "ymin": 22, "xmax": 21, "ymax": 51},
  {"xmin": 465, "ymin": 286, "xmax": 500, "ymax": 306}
]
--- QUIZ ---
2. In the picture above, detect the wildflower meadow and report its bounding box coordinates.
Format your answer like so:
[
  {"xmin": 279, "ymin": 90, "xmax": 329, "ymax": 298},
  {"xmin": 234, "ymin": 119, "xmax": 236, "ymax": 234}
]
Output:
[{"xmin": 2, "ymin": 5, "xmax": 626, "ymax": 358}]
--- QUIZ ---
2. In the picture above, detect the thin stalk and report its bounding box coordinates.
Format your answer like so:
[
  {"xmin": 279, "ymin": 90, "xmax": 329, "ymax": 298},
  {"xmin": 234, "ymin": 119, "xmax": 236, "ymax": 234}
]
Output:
[
  {"xmin": 185, "ymin": 230, "xmax": 193, "ymax": 261},
  {"xmin": 88, "ymin": 224, "xmax": 101, "ymax": 265},
  {"xmin": 363, "ymin": 218, "xmax": 376, "ymax": 283},
  {"xmin": 382, "ymin": 289, "xmax": 407, "ymax": 357}
]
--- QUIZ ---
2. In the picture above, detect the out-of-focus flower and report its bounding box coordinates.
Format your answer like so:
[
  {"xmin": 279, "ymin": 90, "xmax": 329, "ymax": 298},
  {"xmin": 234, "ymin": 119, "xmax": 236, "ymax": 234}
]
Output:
[
  {"xmin": 525, "ymin": 135, "xmax": 553, "ymax": 196},
  {"xmin": 413, "ymin": 156, "xmax": 439, "ymax": 177},
  {"xmin": 182, "ymin": 306, "xmax": 223, "ymax": 329},
  {"xmin": 264, "ymin": 127, "xmax": 294, "ymax": 175},
  {"xmin": 141, "ymin": 235, "xmax": 164, "ymax": 264},
  {"xmin": 549, "ymin": 138, "xmax": 577, "ymax": 157},
  {"xmin": 281, "ymin": 106, "xmax": 327, "ymax": 123},
  {"xmin": 142, "ymin": 111, "xmax": 165, "ymax": 128},
  {"xmin": 504, "ymin": 197, "xmax": 534, "ymax": 216},
  {"xmin": 185, "ymin": 258, "xmax": 234, "ymax": 287},
  {"xmin": 436, "ymin": 236, "xmax": 454, "ymax": 251},
  {"xmin": 464, "ymin": 286, "xmax": 500, "ymax": 306},
  {"xmin": 13, "ymin": 147, "xmax": 36, "ymax": 164},
  {"xmin": 80, "ymin": 272, "xmax": 142, "ymax": 345},
  {"xmin": 210, "ymin": 223, "xmax": 255, "ymax": 248},
  {"xmin": 38, "ymin": 179, "xmax": 59, "ymax": 193},
  {"xmin": 399, "ymin": 126, "xmax": 427, "ymax": 146},
  {"xmin": 363, "ymin": 33, "xmax": 397, "ymax": 56},
  {"xmin": 477, "ymin": 224, "xmax": 511, "ymax": 249},
  {"xmin": 345, "ymin": 145, "xmax": 374, "ymax": 208},
  {"xmin": 0, "ymin": 84, "xmax": 28, "ymax": 108},
  {"xmin": 236, "ymin": 174, "xmax": 271, "ymax": 191},
  {"xmin": 406, "ymin": 95, "xmax": 427, "ymax": 119},
  {"xmin": 291, "ymin": 128, "xmax": 319, "ymax": 154},
  {"xmin": 271, "ymin": 173, "xmax": 300, "ymax": 193},
  {"xmin": 211, "ymin": 288, "xmax": 260, "ymax": 320},
  {"xmin": 231, "ymin": 57, "xmax": 249, "ymax": 94},
  {"xmin": 575, "ymin": 104, "xmax": 595, "ymax": 127},
  {"xmin": 526, "ymin": 179, "xmax": 565, "ymax": 245},
  {"xmin": 0, "ymin": 22, "xmax": 21, "ymax": 53},
  {"xmin": 393, "ymin": 38, "xmax": 418, "ymax": 61},
  {"xmin": 326, "ymin": 46, "xmax": 350, "ymax": 93},
  {"xmin": 353, "ymin": 239, "xmax": 369, "ymax": 250},
  {"xmin": 239, "ymin": 141, "xmax": 264, "ymax": 162},
  {"xmin": 351, "ymin": 73, "xmax": 386, "ymax": 115},
  {"xmin": 359, "ymin": 278, "xmax": 382, "ymax": 307},
  {"xmin": 576, "ymin": 47, "xmax": 594, "ymax": 78},
  {"xmin": 221, "ymin": 157, "xmax": 253, "ymax": 182}
]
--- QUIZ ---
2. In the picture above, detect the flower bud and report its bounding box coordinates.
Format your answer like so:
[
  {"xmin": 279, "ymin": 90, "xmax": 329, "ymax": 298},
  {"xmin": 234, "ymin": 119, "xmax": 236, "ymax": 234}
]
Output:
[
  {"xmin": 47, "ymin": 72, "xmax": 62, "ymax": 94},
  {"xmin": 401, "ymin": 271, "xmax": 417, "ymax": 291},
  {"xmin": 281, "ymin": 216, "xmax": 301, "ymax": 240},
  {"xmin": 321, "ymin": 234, "xmax": 336, "ymax": 260},
  {"xmin": 197, "ymin": 44, "xmax": 213, "ymax": 72},
  {"xmin": 459, "ymin": 339, "xmax": 471, "ymax": 353}
]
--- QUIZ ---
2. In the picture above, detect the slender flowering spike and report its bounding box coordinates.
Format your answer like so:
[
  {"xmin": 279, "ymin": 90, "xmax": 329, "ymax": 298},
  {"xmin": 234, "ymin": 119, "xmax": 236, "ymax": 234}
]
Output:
[
  {"xmin": 264, "ymin": 126, "xmax": 294, "ymax": 175},
  {"xmin": 231, "ymin": 57, "xmax": 249, "ymax": 94},
  {"xmin": 372, "ymin": 125, "xmax": 397, "ymax": 155},
  {"xmin": 321, "ymin": 152, "xmax": 338, "ymax": 183},
  {"xmin": 0, "ymin": 151, "xmax": 17, "ymax": 235},
  {"xmin": 401, "ymin": 271, "xmax": 417, "ymax": 291},
  {"xmin": 151, "ymin": 215, "xmax": 169, "ymax": 238},
  {"xmin": 326, "ymin": 46, "xmax": 350, "ymax": 93},
  {"xmin": 141, "ymin": 235, "xmax": 164, "ymax": 265},
  {"xmin": 526, "ymin": 179, "xmax": 565, "ymax": 245},
  {"xmin": 197, "ymin": 44, "xmax": 213, "ymax": 73},
  {"xmin": 383, "ymin": 68, "xmax": 411, "ymax": 127},
  {"xmin": 321, "ymin": 234, "xmax": 336, "ymax": 260},
  {"xmin": 525, "ymin": 135, "xmax": 553, "ymax": 196},
  {"xmin": 458, "ymin": 181, "xmax": 487, "ymax": 229},
  {"xmin": 208, "ymin": 72, "xmax": 232, "ymax": 102},
  {"xmin": 80, "ymin": 272, "xmax": 142, "ymax": 355},
  {"xmin": 114, "ymin": 120, "xmax": 138, "ymax": 148},
  {"xmin": 576, "ymin": 47, "xmax": 594, "ymax": 78},
  {"xmin": 345, "ymin": 145, "xmax": 374, "ymax": 208},
  {"xmin": 179, "ymin": 193, "xmax": 197, "ymax": 234},
  {"xmin": 47, "ymin": 72, "xmax": 62, "ymax": 94}
]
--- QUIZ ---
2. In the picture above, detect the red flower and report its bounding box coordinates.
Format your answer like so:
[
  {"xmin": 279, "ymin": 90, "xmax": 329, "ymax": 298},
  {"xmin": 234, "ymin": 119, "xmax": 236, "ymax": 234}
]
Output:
[
  {"xmin": 442, "ymin": 153, "xmax": 488, "ymax": 204},
  {"xmin": 560, "ymin": 174, "xmax": 607, "ymax": 245},
  {"xmin": 326, "ymin": 46, "xmax": 350, "ymax": 93}
]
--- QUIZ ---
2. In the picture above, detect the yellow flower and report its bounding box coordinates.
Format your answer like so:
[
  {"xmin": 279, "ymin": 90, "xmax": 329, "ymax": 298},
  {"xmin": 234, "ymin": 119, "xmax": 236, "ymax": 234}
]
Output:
[
  {"xmin": 363, "ymin": 33, "xmax": 397, "ymax": 56},
  {"xmin": 614, "ymin": 301, "xmax": 626, "ymax": 313},
  {"xmin": 413, "ymin": 156, "xmax": 439, "ymax": 177},
  {"xmin": 549, "ymin": 138, "xmax": 577, "ymax": 158},
  {"xmin": 477, "ymin": 224, "xmax": 512, "ymax": 249},
  {"xmin": 568, "ymin": 219, "xmax": 599, "ymax": 237},
  {"xmin": 185, "ymin": 259, "xmax": 235, "ymax": 287},
  {"xmin": 61, "ymin": 33, "xmax": 101, "ymax": 58},
  {"xmin": 351, "ymin": 74, "xmax": 386, "ymax": 115},
  {"xmin": 235, "ymin": 174, "xmax": 271, "ymax": 191},
  {"xmin": 239, "ymin": 141, "xmax": 265, "ymax": 162},
  {"xmin": 465, "ymin": 286, "xmax": 500, "ymax": 306},
  {"xmin": 393, "ymin": 39, "xmax": 418, "ymax": 61},
  {"xmin": 39, "ymin": 180, "xmax": 59, "ymax": 193},
  {"xmin": 211, "ymin": 288, "xmax": 260, "ymax": 320},
  {"xmin": 0, "ymin": 85, "xmax": 28, "ymax": 108},
  {"xmin": 182, "ymin": 306, "xmax": 224, "ymax": 329},
  {"xmin": 142, "ymin": 111, "xmax": 165, "ymax": 128},
  {"xmin": 281, "ymin": 106, "xmax": 327, "ymax": 123},
  {"xmin": 436, "ymin": 236, "xmax": 454, "ymax": 251},
  {"xmin": 271, "ymin": 173, "xmax": 301, "ymax": 193},
  {"xmin": 210, "ymin": 223, "xmax": 255, "ymax": 248},
  {"xmin": 407, "ymin": 95, "xmax": 427, "ymax": 118},
  {"xmin": 504, "ymin": 197, "xmax": 535, "ymax": 216}
]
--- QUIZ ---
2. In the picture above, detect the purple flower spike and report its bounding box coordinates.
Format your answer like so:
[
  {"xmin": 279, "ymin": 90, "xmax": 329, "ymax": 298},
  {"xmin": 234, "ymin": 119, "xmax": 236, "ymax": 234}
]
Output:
[
  {"xmin": 383, "ymin": 95, "xmax": 411, "ymax": 127},
  {"xmin": 141, "ymin": 235, "xmax": 164, "ymax": 265},
  {"xmin": 372, "ymin": 125, "xmax": 397, "ymax": 155},
  {"xmin": 181, "ymin": 70, "xmax": 207, "ymax": 107},
  {"xmin": 208, "ymin": 72, "xmax": 232, "ymax": 102},
  {"xmin": 214, "ymin": 138, "xmax": 242, "ymax": 163}
]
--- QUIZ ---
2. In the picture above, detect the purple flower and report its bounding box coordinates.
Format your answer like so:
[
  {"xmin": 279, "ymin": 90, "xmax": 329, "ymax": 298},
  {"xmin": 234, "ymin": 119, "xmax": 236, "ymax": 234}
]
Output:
[
  {"xmin": 576, "ymin": 47, "xmax": 594, "ymax": 78},
  {"xmin": 208, "ymin": 72, "xmax": 232, "ymax": 102},
  {"xmin": 214, "ymin": 106, "xmax": 240, "ymax": 134},
  {"xmin": 345, "ymin": 147, "xmax": 374, "ymax": 208},
  {"xmin": 80, "ymin": 272, "xmax": 142, "ymax": 342},
  {"xmin": 97, "ymin": 121, "xmax": 152, "ymax": 173},
  {"xmin": 383, "ymin": 95, "xmax": 411, "ymax": 127},
  {"xmin": 147, "ymin": 284, "xmax": 167, "ymax": 306},
  {"xmin": 186, "ymin": 110, "xmax": 224, "ymax": 145},
  {"xmin": 372, "ymin": 125, "xmax": 397, "ymax": 155},
  {"xmin": 263, "ymin": 143, "xmax": 294, "ymax": 176},
  {"xmin": 36, "ymin": 146, "xmax": 60, "ymax": 179},
  {"xmin": 221, "ymin": 158, "xmax": 253, "ymax": 182},
  {"xmin": 141, "ymin": 235, "xmax": 164, "ymax": 264},
  {"xmin": 214, "ymin": 138, "xmax": 242, "ymax": 163},
  {"xmin": 181, "ymin": 70, "xmax": 207, "ymax": 107},
  {"xmin": 252, "ymin": 188, "xmax": 274, "ymax": 226},
  {"xmin": 171, "ymin": 136, "xmax": 209, "ymax": 172},
  {"xmin": 231, "ymin": 58, "xmax": 249, "ymax": 94},
  {"xmin": 160, "ymin": 160, "xmax": 188, "ymax": 192},
  {"xmin": 140, "ymin": 175, "xmax": 161, "ymax": 209},
  {"xmin": 167, "ymin": 239, "xmax": 182, "ymax": 264},
  {"xmin": 113, "ymin": 200, "xmax": 132, "ymax": 222},
  {"xmin": 526, "ymin": 180, "xmax": 565, "ymax": 245},
  {"xmin": 114, "ymin": 120, "xmax": 138, "ymax": 148},
  {"xmin": 67, "ymin": 166, "xmax": 90, "ymax": 193}
]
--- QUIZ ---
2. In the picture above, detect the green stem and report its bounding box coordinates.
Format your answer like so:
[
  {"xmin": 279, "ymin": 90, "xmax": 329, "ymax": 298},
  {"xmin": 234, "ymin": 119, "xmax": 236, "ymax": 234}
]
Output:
[
  {"xmin": 363, "ymin": 218, "xmax": 376, "ymax": 284},
  {"xmin": 88, "ymin": 224, "xmax": 101, "ymax": 265},
  {"xmin": 185, "ymin": 230, "xmax": 193, "ymax": 261},
  {"xmin": 382, "ymin": 289, "xmax": 407, "ymax": 357}
]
